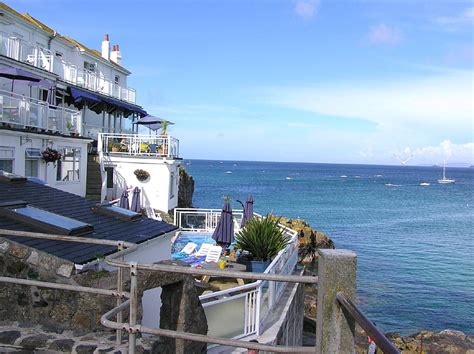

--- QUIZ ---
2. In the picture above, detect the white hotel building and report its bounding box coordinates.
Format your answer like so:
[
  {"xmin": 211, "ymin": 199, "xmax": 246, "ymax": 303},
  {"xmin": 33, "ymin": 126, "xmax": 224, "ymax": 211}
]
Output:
[{"xmin": 0, "ymin": 2, "xmax": 180, "ymax": 212}]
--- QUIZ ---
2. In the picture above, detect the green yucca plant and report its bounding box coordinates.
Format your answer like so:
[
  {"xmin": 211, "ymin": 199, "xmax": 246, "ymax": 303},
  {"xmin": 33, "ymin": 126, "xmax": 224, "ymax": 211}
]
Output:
[{"xmin": 235, "ymin": 215, "xmax": 291, "ymax": 261}]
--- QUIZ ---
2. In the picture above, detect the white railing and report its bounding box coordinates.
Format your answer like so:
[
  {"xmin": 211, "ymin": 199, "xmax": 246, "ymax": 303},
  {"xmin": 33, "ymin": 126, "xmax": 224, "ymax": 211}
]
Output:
[
  {"xmin": 0, "ymin": 89, "xmax": 81, "ymax": 135},
  {"xmin": 0, "ymin": 34, "xmax": 137, "ymax": 104},
  {"xmin": 98, "ymin": 133, "xmax": 180, "ymax": 159},
  {"xmin": 174, "ymin": 208, "xmax": 245, "ymax": 232},
  {"xmin": 172, "ymin": 208, "xmax": 299, "ymax": 340}
]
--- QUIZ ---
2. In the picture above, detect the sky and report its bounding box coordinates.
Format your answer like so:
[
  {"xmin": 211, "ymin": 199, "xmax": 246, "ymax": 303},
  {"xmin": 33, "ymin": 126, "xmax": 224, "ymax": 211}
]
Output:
[{"xmin": 8, "ymin": 0, "xmax": 474, "ymax": 165}]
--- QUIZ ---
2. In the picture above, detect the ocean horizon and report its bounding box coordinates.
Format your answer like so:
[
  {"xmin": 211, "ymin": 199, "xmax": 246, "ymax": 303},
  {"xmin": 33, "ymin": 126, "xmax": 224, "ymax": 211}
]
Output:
[{"xmin": 184, "ymin": 159, "xmax": 474, "ymax": 336}]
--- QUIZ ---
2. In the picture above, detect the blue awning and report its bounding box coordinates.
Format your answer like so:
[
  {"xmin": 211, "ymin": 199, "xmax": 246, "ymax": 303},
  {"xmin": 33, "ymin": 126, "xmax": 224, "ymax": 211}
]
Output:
[
  {"xmin": 69, "ymin": 87, "xmax": 101, "ymax": 105},
  {"xmin": 67, "ymin": 86, "xmax": 146, "ymax": 117}
]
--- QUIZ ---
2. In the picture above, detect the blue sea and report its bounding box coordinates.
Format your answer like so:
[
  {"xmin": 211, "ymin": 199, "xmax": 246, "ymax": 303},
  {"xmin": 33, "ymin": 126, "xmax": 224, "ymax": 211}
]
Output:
[{"xmin": 183, "ymin": 159, "xmax": 474, "ymax": 335}]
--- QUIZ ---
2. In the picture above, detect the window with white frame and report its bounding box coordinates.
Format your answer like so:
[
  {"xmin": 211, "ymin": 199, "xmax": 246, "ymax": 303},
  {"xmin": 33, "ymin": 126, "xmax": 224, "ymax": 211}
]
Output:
[
  {"xmin": 25, "ymin": 148, "xmax": 41, "ymax": 177},
  {"xmin": 0, "ymin": 146, "xmax": 14, "ymax": 173},
  {"xmin": 56, "ymin": 147, "xmax": 81, "ymax": 182}
]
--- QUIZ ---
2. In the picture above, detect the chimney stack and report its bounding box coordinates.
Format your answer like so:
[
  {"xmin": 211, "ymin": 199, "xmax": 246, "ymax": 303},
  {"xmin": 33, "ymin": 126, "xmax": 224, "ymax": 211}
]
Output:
[
  {"xmin": 110, "ymin": 44, "xmax": 122, "ymax": 64},
  {"xmin": 101, "ymin": 34, "xmax": 110, "ymax": 61}
]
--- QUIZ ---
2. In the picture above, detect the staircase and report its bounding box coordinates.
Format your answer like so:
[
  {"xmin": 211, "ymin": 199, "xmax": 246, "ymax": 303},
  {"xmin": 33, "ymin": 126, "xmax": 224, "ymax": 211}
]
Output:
[{"xmin": 86, "ymin": 154, "xmax": 102, "ymax": 201}]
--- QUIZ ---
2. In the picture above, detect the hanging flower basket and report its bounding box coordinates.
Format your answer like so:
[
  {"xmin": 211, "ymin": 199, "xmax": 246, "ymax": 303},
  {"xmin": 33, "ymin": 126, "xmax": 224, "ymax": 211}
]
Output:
[
  {"xmin": 134, "ymin": 169, "xmax": 150, "ymax": 182},
  {"xmin": 42, "ymin": 148, "xmax": 62, "ymax": 164}
]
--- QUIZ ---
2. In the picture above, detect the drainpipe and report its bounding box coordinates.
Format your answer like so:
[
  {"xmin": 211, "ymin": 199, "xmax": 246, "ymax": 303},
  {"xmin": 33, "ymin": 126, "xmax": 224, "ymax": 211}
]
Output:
[
  {"xmin": 47, "ymin": 31, "xmax": 58, "ymax": 72},
  {"xmin": 47, "ymin": 31, "xmax": 58, "ymax": 50}
]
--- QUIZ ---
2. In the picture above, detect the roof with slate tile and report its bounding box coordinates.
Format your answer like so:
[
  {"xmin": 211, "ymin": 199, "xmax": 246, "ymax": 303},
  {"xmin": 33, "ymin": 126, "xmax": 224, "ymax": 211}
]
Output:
[{"xmin": 0, "ymin": 178, "xmax": 177, "ymax": 264}]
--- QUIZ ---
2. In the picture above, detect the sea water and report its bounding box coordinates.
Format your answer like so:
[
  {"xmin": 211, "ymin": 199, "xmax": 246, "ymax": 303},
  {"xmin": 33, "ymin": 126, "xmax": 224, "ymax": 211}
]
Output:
[{"xmin": 183, "ymin": 160, "xmax": 474, "ymax": 335}]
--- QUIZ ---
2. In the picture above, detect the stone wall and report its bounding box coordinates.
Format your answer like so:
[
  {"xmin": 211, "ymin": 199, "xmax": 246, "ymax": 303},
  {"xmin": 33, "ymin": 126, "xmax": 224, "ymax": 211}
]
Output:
[
  {"xmin": 0, "ymin": 237, "xmax": 115, "ymax": 334},
  {"xmin": 0, "ymin": 240, "xmax": 208, "ymax": 353}
]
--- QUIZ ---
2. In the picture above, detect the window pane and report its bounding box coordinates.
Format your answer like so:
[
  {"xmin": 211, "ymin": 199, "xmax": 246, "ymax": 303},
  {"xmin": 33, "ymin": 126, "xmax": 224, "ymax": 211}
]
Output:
[
  {"xmin": 0, "ymin": 160, "xmax": 13, "ymax": 173},
  {"xmin": 57, "ymin": 147, "xmax": 81, "ymax": 182},
  {"xmin": 25, "ymin": 159, "xmax": 38, "ymax": 177}
]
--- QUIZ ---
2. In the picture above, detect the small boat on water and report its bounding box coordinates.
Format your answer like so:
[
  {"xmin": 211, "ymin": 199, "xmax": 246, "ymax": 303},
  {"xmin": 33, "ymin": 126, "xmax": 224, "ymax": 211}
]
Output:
[
  {"xmin": 420, "ymin": 182, "xmax": 430, "ymax": 186},
  {"xmin": 225, "ymin": 171, "xmax": 232, "ymax": 174},
  {"xmin": 285, "ymin": 176, "xmax": 293, "ymax": 180},
  {"xmin": 340, "ymin": 175, "xmax": 348, "ymax": 178},
  {"xmin": 438, "ymin": 161, "xmax": 455, "ymax": 184},
  {"xmin": 385, "ymin": 183, "xmax": 401, "ymax": 187}
]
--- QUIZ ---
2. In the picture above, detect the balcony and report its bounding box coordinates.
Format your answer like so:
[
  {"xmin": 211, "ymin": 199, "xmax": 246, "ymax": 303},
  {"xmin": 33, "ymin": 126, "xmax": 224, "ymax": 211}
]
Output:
[
  {"xmin": 0, "ymin": 89, "xmax": 82, "ymax": 135},
  {"xmin": 173, "ymin": 208, "xmax": 299, "ymax": 340},
  {"xmin": 98, "ymin": 133, "xmax": 180, "ymax": 159},
  {"xmin": 0, "ymin": 34, "xmax": 137, "ymax": 104}
]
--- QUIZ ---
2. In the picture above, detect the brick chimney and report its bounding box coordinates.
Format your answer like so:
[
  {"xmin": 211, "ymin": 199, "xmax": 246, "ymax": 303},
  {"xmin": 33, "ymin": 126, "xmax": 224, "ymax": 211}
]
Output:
[
  {"xmin": 101, "ymin": 34, "xmax": 110, "ymax": 61},
  {"xmin": 110, "ymin": 44, "xmax": 122, "ymax": 64}
]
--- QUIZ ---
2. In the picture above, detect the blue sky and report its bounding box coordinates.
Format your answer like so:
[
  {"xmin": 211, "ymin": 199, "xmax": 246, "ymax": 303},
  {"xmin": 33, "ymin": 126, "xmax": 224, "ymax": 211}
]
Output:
[{"xmin": 9, "ymin": 0, "xmax": 474, "ymax": 165}]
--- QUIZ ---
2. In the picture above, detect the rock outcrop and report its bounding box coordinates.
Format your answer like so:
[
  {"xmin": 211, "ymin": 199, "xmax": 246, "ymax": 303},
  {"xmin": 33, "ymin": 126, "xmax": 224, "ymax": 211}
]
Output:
[
  {"xmin": 277, "ymin": 216, "xmax": 335, "ymax": 264},
  {"xmin": 178, "ymin": 167, "xmax": 194, "ymax": 208}
]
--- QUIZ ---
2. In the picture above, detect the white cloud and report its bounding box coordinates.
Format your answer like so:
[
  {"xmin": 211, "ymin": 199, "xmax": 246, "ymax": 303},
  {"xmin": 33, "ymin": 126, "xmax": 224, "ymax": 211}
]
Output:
[
  {"xmin": 411, "ymin": 140, "xmax": 474, "ymax": 164},
  {"xmin": 258, "ymin": 67, "xmax": 474, "ymax": 164},
  {"xmin": 368, "ymin": 24, "xmax": 402, "ymax": 45},
  {"xmin": 434, "ymin": 7, "xmax": 474, "ymax": 29},
  {"xmin": 294, "ymin": 0, "xmax": 320, "ymax": 20},
  {"xmin": 262, "ymin": 68, "xmax": 473, "ymax": 137}
]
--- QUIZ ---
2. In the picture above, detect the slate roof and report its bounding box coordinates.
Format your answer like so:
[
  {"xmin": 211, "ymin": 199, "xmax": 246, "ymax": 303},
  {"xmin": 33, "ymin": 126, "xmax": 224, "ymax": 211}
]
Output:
[{"xmin": 0, "ymin": 179, "xmax": 178, "ymax": 264}]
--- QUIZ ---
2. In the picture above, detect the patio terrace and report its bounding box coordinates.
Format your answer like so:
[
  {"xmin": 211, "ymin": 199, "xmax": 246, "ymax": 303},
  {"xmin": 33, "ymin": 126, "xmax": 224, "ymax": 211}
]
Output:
[
  {"xmin": 173, "ymin": 208, "xmax": 299, "ymax": 341},
  {"xmin": 98, "ymin": 133, "xmax": 180, "ymax": 159}
]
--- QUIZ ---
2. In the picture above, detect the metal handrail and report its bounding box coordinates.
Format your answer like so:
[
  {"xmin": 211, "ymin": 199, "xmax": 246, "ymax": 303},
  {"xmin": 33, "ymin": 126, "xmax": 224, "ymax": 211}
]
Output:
[{"xmin": 336, "ymin": 292, "xmax": 400, "ymax": 354}]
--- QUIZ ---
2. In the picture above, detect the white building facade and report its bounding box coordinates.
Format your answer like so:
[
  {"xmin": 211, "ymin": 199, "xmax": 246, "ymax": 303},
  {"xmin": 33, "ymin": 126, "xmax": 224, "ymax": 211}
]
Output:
[{"xmin": 0, "ymin": 3, "xmax": 180, "ymax": 212}]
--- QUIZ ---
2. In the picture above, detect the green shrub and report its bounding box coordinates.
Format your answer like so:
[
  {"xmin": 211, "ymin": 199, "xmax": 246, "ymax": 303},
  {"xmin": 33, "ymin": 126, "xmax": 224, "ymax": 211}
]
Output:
[{"xmin": 235, "ymin": 215, "xmax": 291, "ymax": 261}]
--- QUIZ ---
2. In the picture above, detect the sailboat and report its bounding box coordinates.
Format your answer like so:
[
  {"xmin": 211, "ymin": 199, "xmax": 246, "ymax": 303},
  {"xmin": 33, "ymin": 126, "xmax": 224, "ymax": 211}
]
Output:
[{"xmin": 438, "ymin": 161, "xmax": 455, "ymax": 184}]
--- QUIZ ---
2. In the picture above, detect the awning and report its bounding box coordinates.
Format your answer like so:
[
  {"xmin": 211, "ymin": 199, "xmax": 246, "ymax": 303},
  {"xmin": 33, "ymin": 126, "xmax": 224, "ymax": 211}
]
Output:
[{"xmin": 66, "ymin": 86, "xmax": 146, "ymax": 117}]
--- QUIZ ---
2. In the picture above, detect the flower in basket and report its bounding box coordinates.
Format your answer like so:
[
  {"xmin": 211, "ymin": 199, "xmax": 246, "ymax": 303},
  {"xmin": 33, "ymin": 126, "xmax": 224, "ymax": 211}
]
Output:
[
  {"xmin": 42, "ymin": 147, "xmax": 62, "ymax": 165},
  {"xmin": 134, "ymin": 169, "xmax": 150, "ymax": 181}
]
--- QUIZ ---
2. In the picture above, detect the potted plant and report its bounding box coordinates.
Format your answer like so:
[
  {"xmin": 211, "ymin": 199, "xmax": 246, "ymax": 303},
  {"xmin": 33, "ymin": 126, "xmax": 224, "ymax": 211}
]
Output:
[
  {"xmin": 41, "ymin": 147, "xmax": 62, "ymax": 165},
  {"xmin": 134, "ymin": 169, "xmax": 150, "ymax": 182},
  {"xmin": 159, "ymin": 121, "xmax": 169, "ymax": 155},
  {"xmin": 235, "ymin": 215, "xmax": 291, "ymax": 273}
]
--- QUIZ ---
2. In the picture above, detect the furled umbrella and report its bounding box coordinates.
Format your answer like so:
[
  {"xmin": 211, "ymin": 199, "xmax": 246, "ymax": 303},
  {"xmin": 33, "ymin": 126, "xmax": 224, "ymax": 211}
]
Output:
[
  {"xmin": 212, "ymin": 201, "xmax": 234, "ymax": 247},
  {"xmin": 241, "ymin": 194, "xmax": 254, "ymax": 228},
  {"xmin": 130, "ymin": 187, "xmax": 141, "ymax": 213},
  {"xmin": 119, "ymin": 189, "xmax": 130, "ymax": 210}
]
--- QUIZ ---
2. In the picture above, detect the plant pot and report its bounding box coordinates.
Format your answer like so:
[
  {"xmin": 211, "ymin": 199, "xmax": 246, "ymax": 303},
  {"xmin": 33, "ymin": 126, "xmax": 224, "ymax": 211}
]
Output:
[{"xmin": 237, "ymin": 257, "xmax": 271, "ymax": 273}]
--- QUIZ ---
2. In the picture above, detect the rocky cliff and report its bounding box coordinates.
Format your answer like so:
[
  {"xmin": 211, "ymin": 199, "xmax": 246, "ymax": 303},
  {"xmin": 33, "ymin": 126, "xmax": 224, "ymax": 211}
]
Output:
[
  {"xmin": 178, "ymin": 167, "xmax": 194, "ymax": 208},
  {"xmin": 277, "ymin": 216, "xmax": 335, "ymax": 264}
]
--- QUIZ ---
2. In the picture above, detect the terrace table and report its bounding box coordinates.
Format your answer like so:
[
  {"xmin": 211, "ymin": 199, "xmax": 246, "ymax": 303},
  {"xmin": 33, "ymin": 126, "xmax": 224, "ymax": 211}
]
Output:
[{"xmin": 200, "ymin": 261, "xmax": 247, "ymax": 286}]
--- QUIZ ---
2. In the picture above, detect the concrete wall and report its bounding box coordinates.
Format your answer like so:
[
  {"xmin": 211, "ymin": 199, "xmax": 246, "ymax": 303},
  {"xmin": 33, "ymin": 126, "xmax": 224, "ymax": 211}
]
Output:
[
  {"xmin": 0, "ymin": 129, "xmax": 90, "ymax": 196},
  {"xmin": 100, "ymin": 155, "xmax": 180, "ymax": 212}
]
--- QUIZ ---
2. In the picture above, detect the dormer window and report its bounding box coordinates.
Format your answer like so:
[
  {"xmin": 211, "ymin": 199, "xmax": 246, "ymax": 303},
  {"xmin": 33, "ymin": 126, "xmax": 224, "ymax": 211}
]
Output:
[{"xmin": 0, "ymin": 201, "xmax": 93, "ymax": 235}]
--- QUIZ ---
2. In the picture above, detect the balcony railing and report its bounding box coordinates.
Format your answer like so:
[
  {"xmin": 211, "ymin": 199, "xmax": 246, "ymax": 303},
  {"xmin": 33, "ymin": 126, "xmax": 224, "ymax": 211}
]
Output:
[
  {"xmin": 0, "ymin": 34, "xmax": 137, "ymax": 104},
  {"xmin": 173, "ymin": 208, "xmax": 299, "ymax": 339},
  {"xmin": 98, "ymin": 133, "xmax": 180, "ymax": 159},
  {"xmin": 0, "ymin": 89, "xmax": 82, "ymax": 135}
]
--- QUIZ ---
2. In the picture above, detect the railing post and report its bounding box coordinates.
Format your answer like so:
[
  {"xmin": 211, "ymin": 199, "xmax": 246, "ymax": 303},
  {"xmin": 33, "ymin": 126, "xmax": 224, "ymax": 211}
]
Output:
[
  {"xmin": 129, "ymin": 261, "xmax": 138, "ymax": 354},
  {"xmin": 316, "ymin": 249, "xmax": 357, "ymax": 354},
  {"xmin": 116, "ymin": 242, "xmax": 124, "ymax": 345}
]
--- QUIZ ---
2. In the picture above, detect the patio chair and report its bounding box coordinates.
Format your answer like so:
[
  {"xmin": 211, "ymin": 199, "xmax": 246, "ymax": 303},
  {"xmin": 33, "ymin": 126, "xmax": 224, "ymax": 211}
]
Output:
[
  {"xmin": 205, "ymin": 245, "xmax": 222, "ymax": 263},
  {"xmin": 195, "ymin": 243, "xmax": 214, "ymax": 257},
  {"xmin": 149, "ymin": 144, "xmax": 157, "ymax": 154}
]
